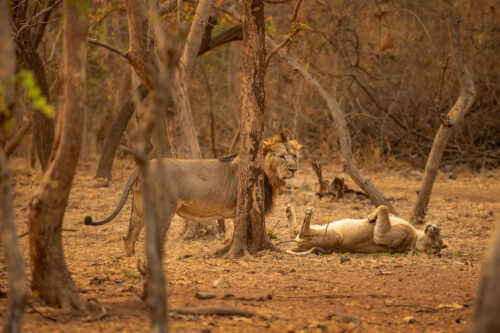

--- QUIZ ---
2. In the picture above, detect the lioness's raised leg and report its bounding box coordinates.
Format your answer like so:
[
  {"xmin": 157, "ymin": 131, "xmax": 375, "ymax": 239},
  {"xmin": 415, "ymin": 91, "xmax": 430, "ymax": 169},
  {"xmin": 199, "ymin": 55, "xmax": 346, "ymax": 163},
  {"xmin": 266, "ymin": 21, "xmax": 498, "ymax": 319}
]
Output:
[
  {"xmin": 286, "ymin": 204, "xmax": 301, "ymax": 238},
  {"xmin": 371, "ymin": 205, "xmax": 405, "ymax": 247},
  {"xmin": 298, "ymin": 208, "xmax": 313, "ymax": 238}
]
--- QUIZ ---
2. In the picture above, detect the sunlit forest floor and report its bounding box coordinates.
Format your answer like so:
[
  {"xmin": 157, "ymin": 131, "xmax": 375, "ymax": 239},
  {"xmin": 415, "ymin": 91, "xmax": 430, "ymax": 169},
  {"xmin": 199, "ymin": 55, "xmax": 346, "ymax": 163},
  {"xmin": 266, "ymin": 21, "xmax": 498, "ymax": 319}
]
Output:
[{"xmin": 1, "ymin": 157, "xmax": 498, "ymax": 332}]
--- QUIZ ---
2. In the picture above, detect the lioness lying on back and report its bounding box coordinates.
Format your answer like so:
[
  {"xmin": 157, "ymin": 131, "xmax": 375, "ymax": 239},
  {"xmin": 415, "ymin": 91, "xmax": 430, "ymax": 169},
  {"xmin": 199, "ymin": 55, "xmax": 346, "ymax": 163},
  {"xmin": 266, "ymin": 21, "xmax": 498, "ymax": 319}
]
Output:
[
  {"xmin": 84, "ymin": 134, "xmax": 301, "ymax": 256},
  {"xmin": 286, "ymin": 205, "xmax": 447, "ymax": 255}
]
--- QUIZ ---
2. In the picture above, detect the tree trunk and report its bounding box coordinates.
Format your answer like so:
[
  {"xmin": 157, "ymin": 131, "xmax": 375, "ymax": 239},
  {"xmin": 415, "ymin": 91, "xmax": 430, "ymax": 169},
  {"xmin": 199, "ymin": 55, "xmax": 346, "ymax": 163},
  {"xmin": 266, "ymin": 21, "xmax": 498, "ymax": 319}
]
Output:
[
  {"xmin": 95, "ymin": 83, "xmax": 149, "ymax": 180},
  {"xmin": 15, "ymin": 35, "xmax": 55, "ymax": 171},
  {"xmin": 28, "ymin": 0, "xmax": 90, "ymax": 311},
  {"xmin": 411, "ymin": 0, "xmax": 476, "ymax": 223},
  {"xmin": 468, "ymin": 221, "xmax": 500, "ymax": 332},
  {"xmin": 0, "ymin": 3, "xmax": 29, "ymax": 330},
  {"xmin": 11, "ymin": 0, "xmax": 56, "ymax": 171},
  {"xmin": 227, "ymin": 0, "xmax": 270, "ymax": 258}
]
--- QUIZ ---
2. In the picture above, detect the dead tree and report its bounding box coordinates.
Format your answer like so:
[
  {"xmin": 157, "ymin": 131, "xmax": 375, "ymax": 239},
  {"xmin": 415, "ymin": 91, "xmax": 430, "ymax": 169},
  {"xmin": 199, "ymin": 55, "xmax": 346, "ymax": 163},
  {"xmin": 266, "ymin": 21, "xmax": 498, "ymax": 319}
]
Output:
[
  {"xmin": 28, "ymin": 0, "xmax": 91, "ymax": 311},
  {"xmin": 0, "ymin": 3, "xmax": 29, "ymax": 331},
  {"xmin": 411, "ymin": 0, "xmax": 476, "ymax": 223},
  {"xmin": 468, "ymin": 221, "xmax": 500, "ymax": 332}
]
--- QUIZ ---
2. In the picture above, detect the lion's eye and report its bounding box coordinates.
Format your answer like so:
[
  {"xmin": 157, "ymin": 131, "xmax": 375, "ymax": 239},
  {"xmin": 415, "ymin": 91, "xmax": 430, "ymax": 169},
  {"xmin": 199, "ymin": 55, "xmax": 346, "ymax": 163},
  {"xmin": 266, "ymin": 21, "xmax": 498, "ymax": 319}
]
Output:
[{"xmin": 280, "ymin": 155, "xmax": 286, "ymax": 160}]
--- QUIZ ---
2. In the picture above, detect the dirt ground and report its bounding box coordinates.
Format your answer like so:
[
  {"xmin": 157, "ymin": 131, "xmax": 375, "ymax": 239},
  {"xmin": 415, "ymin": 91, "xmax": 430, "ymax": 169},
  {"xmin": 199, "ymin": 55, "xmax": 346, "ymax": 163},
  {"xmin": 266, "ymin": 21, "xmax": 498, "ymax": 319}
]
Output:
[{"xmin": 1, "ymin": 157, "xmax": 498, "ymax": 332}]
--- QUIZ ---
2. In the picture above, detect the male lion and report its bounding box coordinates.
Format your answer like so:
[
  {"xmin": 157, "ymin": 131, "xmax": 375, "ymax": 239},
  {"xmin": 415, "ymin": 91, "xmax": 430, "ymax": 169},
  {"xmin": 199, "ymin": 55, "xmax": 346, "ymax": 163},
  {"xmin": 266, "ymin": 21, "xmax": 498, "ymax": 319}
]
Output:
[
  {"xmin": 84, "ymin": 134, "xmax": 302, "ymax": 256},
  {"xmin": 286, "ymin": 205, "xmax": 447, "ymax": 255}
]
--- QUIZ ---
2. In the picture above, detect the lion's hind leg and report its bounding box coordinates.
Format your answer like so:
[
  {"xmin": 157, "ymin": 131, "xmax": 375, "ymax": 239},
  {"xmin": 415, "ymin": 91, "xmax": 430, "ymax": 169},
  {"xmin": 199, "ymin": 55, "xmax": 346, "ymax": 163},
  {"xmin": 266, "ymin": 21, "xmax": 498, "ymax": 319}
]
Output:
[{"xmin": 298, "ymin": 207, "xmax": 313, "ymax": 238}]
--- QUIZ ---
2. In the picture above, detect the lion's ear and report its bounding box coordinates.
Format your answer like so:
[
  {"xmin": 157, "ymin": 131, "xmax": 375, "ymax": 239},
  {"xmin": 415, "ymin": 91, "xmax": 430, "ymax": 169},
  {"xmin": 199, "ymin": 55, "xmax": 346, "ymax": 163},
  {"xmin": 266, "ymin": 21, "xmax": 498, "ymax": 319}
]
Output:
[
  {"xmin": 263, "ymin": 134, "xmax": 285, "ymax": 153},
  {"xmin": 288, "ymin": 139, "xmax": 303, "ymax": 151}
]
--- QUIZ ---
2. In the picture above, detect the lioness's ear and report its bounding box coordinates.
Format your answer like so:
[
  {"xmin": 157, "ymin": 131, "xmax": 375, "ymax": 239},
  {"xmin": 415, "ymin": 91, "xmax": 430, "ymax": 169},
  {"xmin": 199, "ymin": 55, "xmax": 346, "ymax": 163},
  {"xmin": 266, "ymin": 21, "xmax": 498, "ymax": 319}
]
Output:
[{"xmin": 441, "ymin": 239, "xmax": 449, "ymax": 249}]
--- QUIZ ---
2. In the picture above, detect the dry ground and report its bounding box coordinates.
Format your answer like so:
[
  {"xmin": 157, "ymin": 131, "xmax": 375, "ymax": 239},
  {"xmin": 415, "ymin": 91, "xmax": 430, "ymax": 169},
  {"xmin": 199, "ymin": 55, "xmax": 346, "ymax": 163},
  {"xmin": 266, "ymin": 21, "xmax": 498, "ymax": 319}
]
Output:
[{"xmin": 1, "ymin": 157, "xmax": 499, "ymax": 332}]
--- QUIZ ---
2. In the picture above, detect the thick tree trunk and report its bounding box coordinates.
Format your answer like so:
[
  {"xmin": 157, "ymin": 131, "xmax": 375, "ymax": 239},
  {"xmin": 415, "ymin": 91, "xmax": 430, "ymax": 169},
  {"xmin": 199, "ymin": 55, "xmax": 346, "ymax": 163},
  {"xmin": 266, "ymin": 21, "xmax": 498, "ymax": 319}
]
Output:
[
  {"xmin": 95, "ymin": 83, "xmax": 149, "ymax": 180},
  {"xmin": 28, "ymin": 0, "xmax": 90, "ymax": 311},
  {"xmin": 228, "ymin": 0, "xmax": 269, "ymax": 258},
  {"xmin": 411, "ymin": 0, "xmax": 476, "ymax": 223},
  {"xmin": 468, "ymin": 222, "xmax": 500, "ymax": 332},
  {"xmin": 0, "ymin": 3, "xmax": 29, "ymax": 331}
]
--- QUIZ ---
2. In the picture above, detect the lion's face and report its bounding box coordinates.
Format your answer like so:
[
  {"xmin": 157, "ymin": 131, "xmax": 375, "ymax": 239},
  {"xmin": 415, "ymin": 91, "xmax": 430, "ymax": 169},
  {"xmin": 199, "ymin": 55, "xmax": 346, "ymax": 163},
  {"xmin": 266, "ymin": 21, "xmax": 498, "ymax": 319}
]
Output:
[{"xmin": 263, "ymin": 134, "xmax": 302, "ymax": 189}]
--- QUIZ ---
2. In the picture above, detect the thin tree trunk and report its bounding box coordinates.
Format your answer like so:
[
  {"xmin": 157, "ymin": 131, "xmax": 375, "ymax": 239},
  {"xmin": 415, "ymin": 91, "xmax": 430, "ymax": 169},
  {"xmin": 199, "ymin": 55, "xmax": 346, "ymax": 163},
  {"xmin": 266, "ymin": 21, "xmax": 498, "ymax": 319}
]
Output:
[
  {"xmin": 411, "ymin": 0, "xmax": 475, "ymax": 223},
  {"xmin": 95, "ymin": 83, "xmax": 149, "ymax": 180},
  {"xmin": 15, "ymin": 35, "xmax": 55, "ymax": 171},
  {"xmin": 468, "ymin": 221, "xmax": 500, "ymax": 332},
  {"xmin": 11, "ymin": 0, "xmax": 56, "ymax": 171},
  {"xmin": 171, "ymin": 0, "xmax": 216, "ymax": 238},
  {"xmin": 28, "ymin": 0, "xmax": 90, "ymax": 311},
  {"xmin": 0, "ymin": 3, "xmax": 29, "ymax": 330},
  {"xmin": 227, "ymin": 0, "xmax": 270, "ymax": 258}
]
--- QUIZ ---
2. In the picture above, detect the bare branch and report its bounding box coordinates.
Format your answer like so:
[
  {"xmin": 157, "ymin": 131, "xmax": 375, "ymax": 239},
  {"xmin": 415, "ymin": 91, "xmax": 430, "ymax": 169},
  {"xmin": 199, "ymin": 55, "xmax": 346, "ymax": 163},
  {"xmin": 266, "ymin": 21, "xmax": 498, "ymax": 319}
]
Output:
[{"xmin": 87, "ymin": 38, "xmax": 128, "ymax": 58}]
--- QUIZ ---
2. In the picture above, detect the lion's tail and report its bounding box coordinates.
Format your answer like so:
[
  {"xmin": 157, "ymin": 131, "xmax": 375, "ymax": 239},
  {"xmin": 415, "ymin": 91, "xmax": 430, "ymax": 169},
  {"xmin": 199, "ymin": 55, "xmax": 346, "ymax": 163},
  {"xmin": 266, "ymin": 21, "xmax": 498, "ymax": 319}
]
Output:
[{"xmin": 84, "ymin": 170, "xmax": 138, "ymax": 226}]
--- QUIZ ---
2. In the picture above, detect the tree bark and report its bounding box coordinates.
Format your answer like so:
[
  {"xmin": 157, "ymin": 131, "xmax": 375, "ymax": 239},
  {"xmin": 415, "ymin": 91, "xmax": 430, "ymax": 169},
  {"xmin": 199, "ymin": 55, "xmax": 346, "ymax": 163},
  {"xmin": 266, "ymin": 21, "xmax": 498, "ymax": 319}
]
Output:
[
  {"xmin": 11, "ymin": 0, "xmax": 56, "ymax": 171},
  {"xmin": 15, "ymin": 35, "xmax": 55, "ymax": 171},
  {"xmin": 411, "ymin": 0, "xmax": 476, "ymax": 223},
  {"xmin": 28, "ymin": 0, "xmax": 91, "ymax": 311},
  {"xmin": 95, "ymin": 83, "xmax": 149, "ymax": 180},
  {"xmin": 227, "ymin": 0, "xmax": 269, "ymax": 258},
  {"xmin": 468, "ymin": 221, "xmax": 500, "ymax": 332},
  {"xmin": 0, "ymin": 3, "xmax": 29, "ymax": 330}
]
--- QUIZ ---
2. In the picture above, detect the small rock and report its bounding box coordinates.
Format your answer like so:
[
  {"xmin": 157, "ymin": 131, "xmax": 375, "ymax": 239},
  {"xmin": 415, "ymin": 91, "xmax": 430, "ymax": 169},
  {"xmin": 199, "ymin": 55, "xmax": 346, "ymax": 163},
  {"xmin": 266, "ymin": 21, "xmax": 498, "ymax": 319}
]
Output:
[
  {"xmin": 340, "ymin": 256, "xmax": 350, "ymax": 264},
  {"xmin": 212, "ymin": 276, "xmax": 231, "ymax": 289},
  {"xmin": 403, "ymin": 316, "xmax": 415, "ymax": 323}
]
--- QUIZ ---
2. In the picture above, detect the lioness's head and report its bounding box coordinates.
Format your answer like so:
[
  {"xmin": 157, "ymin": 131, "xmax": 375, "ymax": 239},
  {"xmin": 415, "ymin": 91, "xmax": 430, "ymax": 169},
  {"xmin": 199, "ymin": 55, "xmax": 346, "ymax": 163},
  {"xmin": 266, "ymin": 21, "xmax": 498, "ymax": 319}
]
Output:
[
  {"xmin": 416, "ymin": 224, "xmax": 448, "ymax": 254},
  {"xmin": 263, "ymin": 134, "xmax": 302, "ymax": 191}
]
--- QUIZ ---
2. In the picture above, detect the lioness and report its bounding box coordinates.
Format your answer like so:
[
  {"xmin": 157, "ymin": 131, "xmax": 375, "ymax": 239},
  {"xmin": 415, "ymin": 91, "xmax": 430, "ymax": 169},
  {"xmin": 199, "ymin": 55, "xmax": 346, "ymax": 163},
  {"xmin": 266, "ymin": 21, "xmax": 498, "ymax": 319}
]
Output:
[
  {"xmin": 286, "ymin": 205, "xmax": 447, "ymax": 255},
  {"xmin": 84, "ymin": 134, "xmax": 302, "ymax": 256}
]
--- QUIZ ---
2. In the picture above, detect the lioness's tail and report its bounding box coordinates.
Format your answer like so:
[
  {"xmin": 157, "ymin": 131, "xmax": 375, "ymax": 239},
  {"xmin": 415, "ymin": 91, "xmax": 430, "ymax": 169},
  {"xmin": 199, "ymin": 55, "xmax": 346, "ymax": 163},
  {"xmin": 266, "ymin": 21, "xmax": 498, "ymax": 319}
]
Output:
[{"xmin": 84, "ymin": 170, "xmax": 139, "ymax": 226}]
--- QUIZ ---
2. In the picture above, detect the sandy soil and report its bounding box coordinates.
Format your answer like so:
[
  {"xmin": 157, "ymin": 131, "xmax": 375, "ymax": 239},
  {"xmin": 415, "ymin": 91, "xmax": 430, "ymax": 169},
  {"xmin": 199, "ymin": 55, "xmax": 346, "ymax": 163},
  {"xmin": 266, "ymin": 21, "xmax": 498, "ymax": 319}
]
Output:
[{"xmin": 1, "ymin": 157, "xmax": 498, "ymax": 332}]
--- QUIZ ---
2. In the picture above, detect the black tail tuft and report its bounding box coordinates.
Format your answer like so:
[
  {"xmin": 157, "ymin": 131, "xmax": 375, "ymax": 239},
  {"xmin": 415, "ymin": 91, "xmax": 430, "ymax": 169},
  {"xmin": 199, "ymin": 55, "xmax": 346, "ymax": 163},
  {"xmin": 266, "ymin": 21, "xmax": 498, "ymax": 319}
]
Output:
[{"xmin": 84, "ymin": 216, "xmax": 93, "ymax": 225}]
